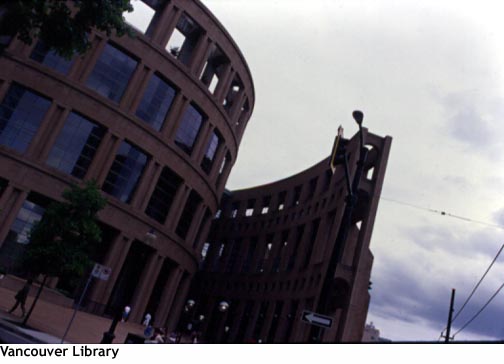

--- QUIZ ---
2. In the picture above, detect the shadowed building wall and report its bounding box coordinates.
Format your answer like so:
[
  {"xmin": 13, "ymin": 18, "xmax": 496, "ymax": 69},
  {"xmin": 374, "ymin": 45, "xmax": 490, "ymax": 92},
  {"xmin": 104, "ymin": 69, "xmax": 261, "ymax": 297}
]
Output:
[
  {"xmin": 189, "ymin": 129, "xmax": 391, "ymax": 343},
  {"xmin": 0, "ymin": 0, "xmax": 254, "ymax": 329}
]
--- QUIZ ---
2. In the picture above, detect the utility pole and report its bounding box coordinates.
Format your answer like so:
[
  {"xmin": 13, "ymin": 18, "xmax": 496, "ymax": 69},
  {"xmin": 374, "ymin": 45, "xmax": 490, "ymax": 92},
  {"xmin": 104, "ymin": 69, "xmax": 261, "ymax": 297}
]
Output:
[{"xmin": 444, "ymin": 288, "xmax": 456, "ymax": 343}]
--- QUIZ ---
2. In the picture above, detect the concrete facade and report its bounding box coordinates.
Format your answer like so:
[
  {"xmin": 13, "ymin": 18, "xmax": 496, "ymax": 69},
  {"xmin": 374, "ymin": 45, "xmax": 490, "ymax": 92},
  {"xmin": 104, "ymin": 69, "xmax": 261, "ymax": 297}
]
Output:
[
  {"xmin": 190, "ymin": 130, "xmax": 392, "ymax": 343},
  {"xmin": 0, "ymin": 0, "xmax": 254, "ymax": 331}
]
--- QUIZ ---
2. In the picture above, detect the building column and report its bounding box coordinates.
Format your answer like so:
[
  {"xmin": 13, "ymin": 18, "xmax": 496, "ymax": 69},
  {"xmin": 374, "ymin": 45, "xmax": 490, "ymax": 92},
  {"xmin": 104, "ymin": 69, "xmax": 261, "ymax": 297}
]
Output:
[
  {"xmin": 273, "ymin": 301, "xmax": 291, "ymax": 343},
  {"xmin": 243, "ymin": 301, "xmax": 261, "ymax": 341},
  {"xmin": 229, "ymin": 90, "xmax": 246, "ymax": 122},
  {"xmin": 165, "ymin": 271, "xmax": 191, "ymax": 332},
  {"xmin": 208, "ymin": 144, "xmax": 226, "ymax": 183},
  {"xmin": 192, "ymin": 37, "xmax": 213, "ymax": 78},
  {"xmin": 214, "ymin": 66, "xmax": 233, "ymax": 104},
  {"xmin": 259, "ymin": 302, "xmax": 276, "ymax": 342},
  {"xmin": 130, "ymin": 159, "xmax": 159, "ymax": 210},
  {"xmin": 34, "ymin": 106, "xmax": 71, "ymax": 162},
  {"xmin": 193, "ymin": 210, "xmax": 212, "ymax": 252},
  {"xmin": 185, "ymin": 203, "xmax": 206, "ymax": 247},
  {"xmin": 83, "ymin": 131, "xmax": 114, "ymax": 181},
  {"xmin": 72, "ymin": 35, "xmax": 106, "ymax": 82},
  {"xmin": 0, "ymin": 188, "xmax": 28, "ymax": 248},
  {"xmin": 96, "ymin": 136, "xmax": 122, "ymax": 186},
  {"xmin": 228, "ymin": 301, "xmax": 246, "ymax": 343},
  {"xmin": 191, "ymin": 122, "xmax": 212, "ymax": 163},
  {"xmin": 161, "ymin": 94, "xmax": 188, "ymax": 141},
  {"xmin": 148, "ymin": 4, "xmax": 179, "ymax": 47},
  {"xmin": 129, "ymin": 252, "xmax": 164, "ymax": 323},
  {"xmin": 119, "ymin": 62, "xmax": 149, "ymax": 111},
  {"xmin": 166, "ymin": 184, "xmax": 191, "ymax": 231},
  {"xmin": 87, "ymin": 235, "xmax": 133, "ymax": 314},
  {"xmin": 25, "ymin": 101, "xmax": 59, "ymax": 159},
  {"xmin": 155, "ymin": 266, "xmax": 184, "ymax": 327}
]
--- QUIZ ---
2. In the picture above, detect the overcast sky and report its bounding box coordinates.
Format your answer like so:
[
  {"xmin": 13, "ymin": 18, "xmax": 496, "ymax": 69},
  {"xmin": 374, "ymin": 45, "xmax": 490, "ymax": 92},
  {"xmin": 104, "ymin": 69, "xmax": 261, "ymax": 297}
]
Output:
[{"xmin": 129, "ymin": 0, "xmax": 504, "ymax": 341}]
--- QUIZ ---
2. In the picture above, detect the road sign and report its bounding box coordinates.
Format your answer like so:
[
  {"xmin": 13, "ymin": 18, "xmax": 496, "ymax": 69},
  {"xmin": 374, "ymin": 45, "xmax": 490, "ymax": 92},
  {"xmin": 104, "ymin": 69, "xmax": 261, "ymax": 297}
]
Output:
[
  {"xmin": 301, "ymin": 310, "xmax": 333, "ymax": 328},
  {"xmin": 91, "ymin": 263, "xmax": 111, "ymax": 281}
]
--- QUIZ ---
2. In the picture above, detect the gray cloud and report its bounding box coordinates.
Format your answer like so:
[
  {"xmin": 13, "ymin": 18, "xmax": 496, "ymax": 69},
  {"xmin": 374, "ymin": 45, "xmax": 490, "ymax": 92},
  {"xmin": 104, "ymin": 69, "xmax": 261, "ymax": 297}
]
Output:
[
  {"xmin": 440, "ymin": 92, "xmax": 504, "ymax": 159},
  {"xmin": 371, "ymin": 223, "xmax": 504, "ymax": 340}
]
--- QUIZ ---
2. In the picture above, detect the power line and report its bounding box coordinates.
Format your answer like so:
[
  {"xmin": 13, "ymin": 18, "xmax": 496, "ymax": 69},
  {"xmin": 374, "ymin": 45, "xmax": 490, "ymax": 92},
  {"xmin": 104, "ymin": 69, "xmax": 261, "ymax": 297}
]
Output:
[
  {"xmin": 451, "ymin": 243, "xmax": 504, "ymax": 324},
  {"xmin": 452, "ymin": 281, "xmax": 504, "ymax": 338},
  {"xmin": 380, "ymin": 196, "xmax": 504, "ymax": 230}
]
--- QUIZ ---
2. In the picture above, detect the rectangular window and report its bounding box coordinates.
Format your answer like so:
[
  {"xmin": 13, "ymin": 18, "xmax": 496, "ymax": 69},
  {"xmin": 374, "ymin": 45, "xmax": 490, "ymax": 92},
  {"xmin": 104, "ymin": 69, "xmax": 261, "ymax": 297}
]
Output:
[
  {"xmin": 201, "ymin": 130, "xmax": 221, "ymax": 174},
  {"xmin": 9, "ymin": 199, "xmax": 45, "ymax": 244},
  {"xmin": 175, "ymin": 190, "xmax": 202, "ymax": 239},
  {"xmin": 0, "ymin": 84, "xmax": 51, "ymax": 153},
  {"xmin": 302, "ymin": 219, "xmax": 320, "ymax": 269},
  {"xmin": 86, "ymin": 43, "xmax": 138, "ymax": 102},
  {"xmin": 30, "ymin": 41, "xmax": 74, "ymax": 74},
  {"xmin": 292, "ymin": 185, "xmax": 302, "ymax": 206},
  {"xmin": 102, "ymin": 141, "xmax": 149, "ymax": 203},
  {"xmin": 166, "ymin": 13, "xmax": 202, "ymax": 65},
  {"xmin": 46, "ymin": 112, "xmax": 105, "ymax": 179},
  {"xmin": 245, "ymin": 199, "xmax": 255, "ymax": 217},
  {"xmin": 135, "ymin": 74, "xmax": 176, "ymax": 131},
  {"xmin": 145, "ymin": 166, "xmax": 182, "ymax": 223},
  {"xmin": 174, "ymin": 104, "xmax": 203, "ymax": 155},
  {"xmin": 242, "ymin": 238, "xmax": 257, "ymax": 273},
  {"xmin": 200, "ymin": 45, "xmax": 229, "ymax": 94},
  {"xmin": 0, "ymin": 193, "xmax": 51, "ymax": 275},
  {"xmin": 277, "ymin": 191, "xmax": 286, "ymax": 211}
]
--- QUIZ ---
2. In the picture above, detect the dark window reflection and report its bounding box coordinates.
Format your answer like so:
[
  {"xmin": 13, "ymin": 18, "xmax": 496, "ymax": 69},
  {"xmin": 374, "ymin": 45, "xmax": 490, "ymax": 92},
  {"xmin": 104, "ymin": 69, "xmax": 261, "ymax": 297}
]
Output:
[
  {"xmin": 174, "ymin": 104, "xmax": 203, "ymax": 155},
  {"xmin": 86, "ymin": 43, "xmax": 137, "ymax": 102},
  {"xmin": 0, "ymin": 84, "xmax": 51, "ymax": 153},
  {"xmin": 136, "ymin": 74, "xmax": 176, "ymax": 131},
  {"xmin": 201, "ymin": 130, "xmax": 221, "ymax": 174},
  {"xmin": 175, "ymin": 190, "xmax": 202, "ymax": 239},
  {"xmin": 46, "ymin": 112, "xmax": 105, "ymax": 179},
  {"xmin": 102, "ymin": 141, "xmax": 149, "ymax": 203},
  {"xmin": 30, "ymin": 41, "xmax": 74, "ymax": 74},
  {"xmin": 145, "ymin": 167, "xmax": 182, "ymax": 223}
]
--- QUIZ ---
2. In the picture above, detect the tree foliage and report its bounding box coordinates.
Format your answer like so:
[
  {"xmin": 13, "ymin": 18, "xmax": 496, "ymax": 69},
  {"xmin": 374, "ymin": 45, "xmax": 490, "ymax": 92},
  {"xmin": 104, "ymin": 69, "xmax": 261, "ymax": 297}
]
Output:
[
  {"xmin": 24, "ymin": 180, "xmax": 107, "ymax": 278},
  {"xmin": 0, "ymin": 0, "xmax": 134, "ymax": 58}
]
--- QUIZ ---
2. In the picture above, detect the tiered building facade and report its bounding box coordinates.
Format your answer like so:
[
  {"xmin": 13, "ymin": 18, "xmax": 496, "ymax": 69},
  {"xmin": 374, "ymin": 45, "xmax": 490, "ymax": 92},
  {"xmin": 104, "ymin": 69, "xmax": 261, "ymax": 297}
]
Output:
[
  {"xmin": 0, "ymin": 0, "xmax": 391, "ymax": 342},
  {"xmin": 0, "ymin": 0, "xmax": 254, "ymax": 329}
]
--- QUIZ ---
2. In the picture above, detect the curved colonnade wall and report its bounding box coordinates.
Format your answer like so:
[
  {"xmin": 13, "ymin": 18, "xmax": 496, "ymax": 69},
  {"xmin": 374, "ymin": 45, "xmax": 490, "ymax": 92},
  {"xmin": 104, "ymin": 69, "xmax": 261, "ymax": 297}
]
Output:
[
  {"xmin": 0, "ymin": 0, "xmax": 254, "ymax": 328},
  {"xmin": 192, "ymin": 130, "xmax": 392, "ymax": 343}
]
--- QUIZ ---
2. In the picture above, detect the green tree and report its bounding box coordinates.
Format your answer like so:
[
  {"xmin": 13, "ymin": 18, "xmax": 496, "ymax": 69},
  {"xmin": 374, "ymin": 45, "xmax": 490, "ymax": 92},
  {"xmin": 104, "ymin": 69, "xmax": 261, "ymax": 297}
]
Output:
[
  {"xmin": 22, "ymin": 180, "xmax": 107, "ymax": 325},
  {"xmin": 0, "ymin": 0, "xmax": 134, "ymax": 58}
]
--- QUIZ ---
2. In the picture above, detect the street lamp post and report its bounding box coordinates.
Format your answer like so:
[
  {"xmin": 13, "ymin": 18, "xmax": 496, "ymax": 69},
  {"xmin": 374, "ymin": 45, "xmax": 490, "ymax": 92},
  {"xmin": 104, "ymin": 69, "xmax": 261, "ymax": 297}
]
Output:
[
  {"xmin": 100, "ymin": 308, "xmax": 122, "ymax": 344},
  {"xmin": 311, "ymin": 110, "xmax": 368, "ymax": 343}
]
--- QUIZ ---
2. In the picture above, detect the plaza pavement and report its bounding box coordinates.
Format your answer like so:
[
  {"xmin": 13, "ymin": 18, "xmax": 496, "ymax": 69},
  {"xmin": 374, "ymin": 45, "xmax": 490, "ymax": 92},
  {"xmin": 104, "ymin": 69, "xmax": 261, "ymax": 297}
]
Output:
[{"xmin": 0, "ymin": 284, "xmax": 148, "ymax": 344}]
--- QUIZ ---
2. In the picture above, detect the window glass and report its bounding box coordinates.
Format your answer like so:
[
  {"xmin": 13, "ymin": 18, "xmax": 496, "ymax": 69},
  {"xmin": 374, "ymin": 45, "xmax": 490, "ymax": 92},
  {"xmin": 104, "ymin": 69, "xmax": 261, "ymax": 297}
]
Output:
[
  {"xmin": 47, "ymin": 112, "xmax": 105, "ymax": 178},
  {"xmin": 102, "ymin": 141, "xmax": 149, "ymax": 203},
  {"xmin": 175, "ymin": 190, "xmax": 202, "ymax": 239},
  {"xmin": 174, "ymin": 104, "xmax": 203, "ymax": 154},
  {"xmin": 0, "ymin": 84, "xmax": 51, "ymax": 153},
  {"xmin": 145, "ymin": 167, "xmax": 182, "ymax": 223},
  {"xmin": 135, "ymin": 74, "xmax": 176, "ymax": 131},
  {"xmin": 201, "ymin": 130, "xmax": 221, "ymax": 174},
  {"xmin": 30, "ymin": 41, "xmax": 74, "ymax": 74},
  {"xmin": 86, "ymin": 43, "xmax": 137, "ymax": 102}
]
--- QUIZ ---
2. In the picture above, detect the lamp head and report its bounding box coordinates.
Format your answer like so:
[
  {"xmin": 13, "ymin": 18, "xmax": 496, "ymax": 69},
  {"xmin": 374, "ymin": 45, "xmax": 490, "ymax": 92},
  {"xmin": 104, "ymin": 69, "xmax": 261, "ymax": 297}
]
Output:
[
  {"xmin": 218, "ymin": 301, "xmax": 229, "ymax": 312},
  {"xmin": 352, "ymin": 110, "xmax": 364, "ymax": 125}
]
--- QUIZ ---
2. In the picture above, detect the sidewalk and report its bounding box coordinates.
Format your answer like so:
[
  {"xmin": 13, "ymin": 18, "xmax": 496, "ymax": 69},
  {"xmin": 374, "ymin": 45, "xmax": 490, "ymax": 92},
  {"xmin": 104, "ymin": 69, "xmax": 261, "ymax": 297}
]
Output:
[{"xmin": 0, "ymin": 285, "xmax": 146, "ymax": 344}]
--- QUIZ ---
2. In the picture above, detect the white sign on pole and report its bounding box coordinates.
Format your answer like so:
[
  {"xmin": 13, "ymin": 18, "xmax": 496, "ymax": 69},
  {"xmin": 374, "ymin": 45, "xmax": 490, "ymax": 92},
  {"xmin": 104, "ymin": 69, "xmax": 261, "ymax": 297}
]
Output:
[{"xmin": 91, "ymin": 263, "xmax": 112, "ymax": 281}]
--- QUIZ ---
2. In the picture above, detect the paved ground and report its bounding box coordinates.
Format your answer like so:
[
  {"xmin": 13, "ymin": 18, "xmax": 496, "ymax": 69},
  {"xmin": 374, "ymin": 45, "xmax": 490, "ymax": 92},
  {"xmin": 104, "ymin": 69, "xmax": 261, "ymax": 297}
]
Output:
[{"xmin": 0, "ymin": 285, "xmax": 147, "ymax": 344}]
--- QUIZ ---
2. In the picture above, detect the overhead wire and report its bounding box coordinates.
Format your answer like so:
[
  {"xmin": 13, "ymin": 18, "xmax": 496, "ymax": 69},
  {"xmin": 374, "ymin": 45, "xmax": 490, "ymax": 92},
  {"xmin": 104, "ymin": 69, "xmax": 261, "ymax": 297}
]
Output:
[
  {"xmin": 451, "ymin": 243, "xmax": 504, "ymax": 324},
  {"xmin": 379, "ymin": 196, "xmax": 504, "ymax": 230},
  {"xmin": 378, "ymin": 195, "xmax": 504, "ymax": 340},
  {"xmin": 452, "ymin": 281, "xmax": 504, "ymax": 338}
]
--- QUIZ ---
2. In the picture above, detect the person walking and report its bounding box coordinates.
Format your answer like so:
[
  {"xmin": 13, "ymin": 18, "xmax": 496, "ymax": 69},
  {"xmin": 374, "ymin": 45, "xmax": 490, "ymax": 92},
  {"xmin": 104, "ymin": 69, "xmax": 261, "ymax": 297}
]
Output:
[{"xmin": 8, "ymin": 279, "xmax": 32, "ymax": 317}]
